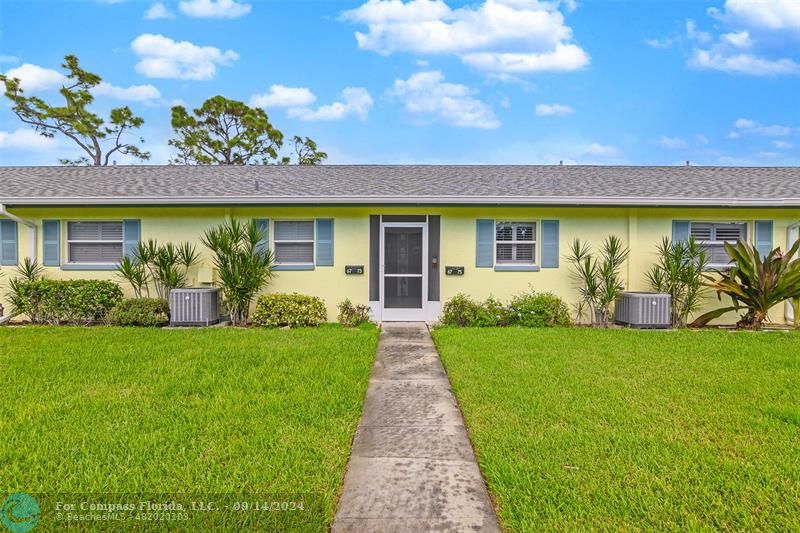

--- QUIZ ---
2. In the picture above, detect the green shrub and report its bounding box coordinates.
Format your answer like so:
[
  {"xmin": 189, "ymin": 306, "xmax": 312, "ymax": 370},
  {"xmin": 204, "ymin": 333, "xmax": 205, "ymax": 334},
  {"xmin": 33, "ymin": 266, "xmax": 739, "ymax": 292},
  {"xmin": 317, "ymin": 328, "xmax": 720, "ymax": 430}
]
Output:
[
  {"xmin": 11, "ymin": 279, "xmax": 123, "ymax": 325},
  {"xmin": 108, "ymin": 298, "xmax": 169, "ymax": 327},
  {"xmin": 252, "ymin": 293, "xmax": 327, "ymax": 328},
  {"xmin": 474, "ymin": 296, "xmax": 512, "ymax": 327},
  {"xmin": 440, "ymin": 291, "xmax": 571, "ymax": 328},
  {"xmin": 508, "ymin": 290, "xmax": 572, "ymax": 327},
  {"xmin": 440, "ymin": 293, "xmax": 481, "ymax": 327},
  {"xmin": 337, "ymin": 299, "xmax": 371, "ymax": 327}
]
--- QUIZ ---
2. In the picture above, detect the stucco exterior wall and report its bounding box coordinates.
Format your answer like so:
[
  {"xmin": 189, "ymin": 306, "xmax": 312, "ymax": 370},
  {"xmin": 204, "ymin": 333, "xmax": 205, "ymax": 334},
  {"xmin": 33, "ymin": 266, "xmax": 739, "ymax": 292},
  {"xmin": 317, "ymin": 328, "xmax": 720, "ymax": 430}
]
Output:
[{"xmin": 2, "ymin": 206, "xmax": 799, "ymax": 323}]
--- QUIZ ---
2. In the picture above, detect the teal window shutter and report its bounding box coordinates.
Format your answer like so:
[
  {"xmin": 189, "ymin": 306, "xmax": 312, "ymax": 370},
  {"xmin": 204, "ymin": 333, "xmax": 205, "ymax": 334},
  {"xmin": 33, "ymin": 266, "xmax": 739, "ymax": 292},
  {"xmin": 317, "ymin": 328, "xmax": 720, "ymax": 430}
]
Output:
[
  {"xmin": 0, "ymin": 219, "xmax": 18, "ymax": 266},
  {"xmin": 476, "ymin": 219, "xmax": 494, "ymax": 267},
  {"xmin": 316, "ymin": 218, "xmax": 334, "ymax": 266},
  {"xmin": 541, "ymin": 220, "xmax": 559, "ymax": 268},
  {"xmin": 254, "ymin": 219, "xmax": 269, "ymax": 255},
  {"xmin": 122, "ymin": 219, "xmax": 141, "ymax": 259},
  {"xmin": 672, "ymin": 220, "xmax": 690, "ymax": 243},
  {"xmin": 755, "ymin": 220, "xmax": 773, "ymax": 258},
  {"xmin": 43, "ymin": 220, "xmax": 61, "ymax": 266}
]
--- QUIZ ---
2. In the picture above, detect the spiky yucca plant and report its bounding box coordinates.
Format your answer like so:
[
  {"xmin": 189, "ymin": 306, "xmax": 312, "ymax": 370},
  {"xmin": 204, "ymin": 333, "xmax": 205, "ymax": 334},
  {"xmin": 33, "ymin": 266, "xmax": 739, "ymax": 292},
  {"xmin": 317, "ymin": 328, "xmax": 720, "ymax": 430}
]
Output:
[
  {"xmin": 691, "ymin": 240, "xmax": 800, "ymax": 329},
  {"xmin": 116, "ymin": 239, "xmax": 199, "ymax": 299},
  {"xmin": 567, "ymin": 236, "xmax": 629, "ymax": 326},
  {"xmin": 646, "ymin": 236, "xmax": 709, "ymax": 327},
  {"xmin": 201, "ymin": 218, "xmax": 274, "ymax": 326}
]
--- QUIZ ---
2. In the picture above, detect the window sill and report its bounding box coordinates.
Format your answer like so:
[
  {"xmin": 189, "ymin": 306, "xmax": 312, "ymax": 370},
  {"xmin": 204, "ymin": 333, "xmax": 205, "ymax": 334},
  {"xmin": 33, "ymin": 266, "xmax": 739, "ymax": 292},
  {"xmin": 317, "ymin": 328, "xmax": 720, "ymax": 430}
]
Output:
[
  {"xmin": 494, "ymin": 264, "xmax": 540, "ymax": 272},
  {"xmin": 705, "ymin": 264, "xmax": 734, "ymax": 271},
  {"xmin": 273, "ymin": 264, "xmax": 315, "ymax": 271},
  {"xmin": 60, "ymin": 264, "xmax": 118, "ymax": 271}
]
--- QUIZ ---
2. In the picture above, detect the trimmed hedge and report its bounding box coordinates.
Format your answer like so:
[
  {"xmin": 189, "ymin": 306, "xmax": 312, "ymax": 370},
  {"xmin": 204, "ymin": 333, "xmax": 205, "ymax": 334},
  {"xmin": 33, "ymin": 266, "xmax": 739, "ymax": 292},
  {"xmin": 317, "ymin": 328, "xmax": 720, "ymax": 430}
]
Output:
[
  {"xmin": 11, "ymin": 279, "xmax": 123, "ymax": 325},
  {"xmin": 252, "ymin": 293, "xmax": 327, "ymax": 328},
  {"xmin": 440, "ymin": 290, "xmax": 571, "ymax": 328},
  {"xmin": 108, "ymin": 298, "xmax": 170, "ymax": 327}
]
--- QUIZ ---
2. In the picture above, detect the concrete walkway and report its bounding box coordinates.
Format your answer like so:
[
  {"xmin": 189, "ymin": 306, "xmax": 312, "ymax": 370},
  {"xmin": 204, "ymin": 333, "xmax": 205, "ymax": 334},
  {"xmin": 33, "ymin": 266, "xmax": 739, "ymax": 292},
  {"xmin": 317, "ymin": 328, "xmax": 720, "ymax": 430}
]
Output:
[{"xmin": 333, "ymin": 323, "xmax": 500, "ymax": 532}]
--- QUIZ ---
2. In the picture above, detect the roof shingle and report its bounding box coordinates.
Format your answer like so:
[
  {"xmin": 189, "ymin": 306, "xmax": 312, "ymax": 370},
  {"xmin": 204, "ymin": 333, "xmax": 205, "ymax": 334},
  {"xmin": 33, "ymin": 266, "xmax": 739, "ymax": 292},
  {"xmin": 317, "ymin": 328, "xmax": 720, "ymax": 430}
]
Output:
[{"xmin": 1, "ymin": 164, "xmax": 799, "ymax": 206}]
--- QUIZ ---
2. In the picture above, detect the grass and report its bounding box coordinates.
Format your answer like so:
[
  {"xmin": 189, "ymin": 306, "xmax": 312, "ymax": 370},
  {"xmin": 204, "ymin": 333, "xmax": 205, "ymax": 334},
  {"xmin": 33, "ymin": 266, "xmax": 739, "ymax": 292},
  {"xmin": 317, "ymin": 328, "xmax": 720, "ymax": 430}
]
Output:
[
  {"xmin": 0, "ymin": 324, "xmax": 379, "ymax": 531},
  {"xmin": 432, "ymin": 327, "xmax": 800, "ymax": 532}
]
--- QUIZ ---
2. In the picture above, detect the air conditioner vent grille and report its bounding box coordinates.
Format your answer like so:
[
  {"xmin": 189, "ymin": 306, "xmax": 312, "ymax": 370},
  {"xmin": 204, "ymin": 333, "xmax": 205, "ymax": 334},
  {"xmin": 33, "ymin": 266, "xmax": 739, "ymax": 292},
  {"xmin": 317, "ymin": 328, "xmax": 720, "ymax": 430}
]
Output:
[
  {"xmin": 614, "ymin": 292, "xmax": 671, "ymax": 329},
  {"xmin": 169, "ymin": 288, "xmax": 221, "ymax": 327}
]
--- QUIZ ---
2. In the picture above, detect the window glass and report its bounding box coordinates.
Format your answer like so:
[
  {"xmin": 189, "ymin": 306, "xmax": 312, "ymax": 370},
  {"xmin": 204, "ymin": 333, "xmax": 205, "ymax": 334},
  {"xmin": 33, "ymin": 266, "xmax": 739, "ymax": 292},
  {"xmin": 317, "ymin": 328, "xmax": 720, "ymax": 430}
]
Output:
[
  {"xmin": 67, "ymin": 221, "xmax": 123, "ymax": 264},
  {"xmin": 690, "ymin": 222, "xmax": 747, "ymax": 267},
  {"xmin": 274, "ymin": 221, "xmax": 314, "ymax": 264},
  {"xmin": 495, "ymin": 221, "xmax": 536, "ymax": 264}
]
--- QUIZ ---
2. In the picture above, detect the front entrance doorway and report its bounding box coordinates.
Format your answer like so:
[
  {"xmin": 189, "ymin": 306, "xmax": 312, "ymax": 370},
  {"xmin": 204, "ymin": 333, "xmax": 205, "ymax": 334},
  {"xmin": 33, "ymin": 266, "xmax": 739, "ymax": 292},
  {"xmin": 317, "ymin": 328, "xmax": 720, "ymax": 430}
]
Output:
[{"xmin": 380, "ymin": 222, "xmax": 428, "ymax": 321}]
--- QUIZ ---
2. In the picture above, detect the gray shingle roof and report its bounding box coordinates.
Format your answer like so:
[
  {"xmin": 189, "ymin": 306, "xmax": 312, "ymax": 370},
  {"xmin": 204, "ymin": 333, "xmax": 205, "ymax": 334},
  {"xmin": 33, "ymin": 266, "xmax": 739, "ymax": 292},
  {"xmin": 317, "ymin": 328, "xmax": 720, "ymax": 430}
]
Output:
[{"xmin": 1, "ymin": 164, "xmax": 799, "ymax": 206}]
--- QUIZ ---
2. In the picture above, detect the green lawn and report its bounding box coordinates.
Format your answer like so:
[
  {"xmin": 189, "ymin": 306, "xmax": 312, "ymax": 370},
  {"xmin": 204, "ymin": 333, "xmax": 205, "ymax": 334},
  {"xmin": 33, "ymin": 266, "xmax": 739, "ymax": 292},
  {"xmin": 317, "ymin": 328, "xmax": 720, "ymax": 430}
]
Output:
[
  {"xmin": 432, "ymin": 327, "xmax": 800, "ymax": 532},
  {"xmin": 0, "ymin": 325, "xmax": 378, "ymax": 531}
]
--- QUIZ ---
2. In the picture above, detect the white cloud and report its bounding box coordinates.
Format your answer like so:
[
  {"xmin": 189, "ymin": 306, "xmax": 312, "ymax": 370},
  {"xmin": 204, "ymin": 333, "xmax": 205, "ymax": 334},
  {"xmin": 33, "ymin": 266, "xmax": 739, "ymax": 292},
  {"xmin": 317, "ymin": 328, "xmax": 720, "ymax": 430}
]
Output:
[
  {"xmin": 4, "ymin": 63, "xmax": 65, "ymax": 91},
  {"xmin": 0, "ymin": 129, "xmax": 56, "ymax": 151},
  {"xmin": 416, "ymin": 59, "xmax": 430, "ymax": 67},
  {"xmin": 695, "ymin": 134, "xmax": 710, "ymax": 145},
  {"xmin": 773, "ymin": 140, "xmax": 793, "ymax": 149},
  {"xmin": 562, "ymin": 0, "xmax": 578, "ymax": 13},
  {"xmin": 583, "ymin": 143, "xmax": 622, "ymax": 158},
  {"xmin": 686, "ymin": 19, "xmax": 712, "ymax": 43},
  {"xmin": 288, "ymin": 87, "xmax": 373, "ymax": 121},
  {"xmin": 535, "ymin": 103, "xmax": 573, "ymax": 116},
  {"xmin": 721, "ymin": 0, "xmax": 800, "ymax": 32},
  {"xmin": 91, "ymin": 81, "xmax": 162, "ymax": 101},
  {"xmin": 179, "ymin": 0, "xmax": 251, "ymax": 18},
  {"xmin": 686, "ymin": 3, "xmax": 800, "ymax": 77},
  {"xmin": 0, "ymin": 55, "xmax": 19, "ymax": 63},
  {"xmin": 656, "ymin": 136, "xmax": 688, "ymax": 149},
  {"xmin": 387, "ymin": 70, "xmax": 499, "ymax": 129},
  {"xmin": 644, "ymin": 37, "xmax": 673, "ymax": 49},
  {"xmin": 145, "ymin": 2, "xmax": 174, "ymax": 19},
  {"xmin": 342, "ymin": 0, "xmax": 589, "ymax": 74},
  {"xmin": 721, "ymin": 30, "xmax": 751, "ymax": 48},
  {"xmin": 250, "ymin": 85, "xmax": 317, "ymax": 108},
  {"xmin": 461, "ymin": 44, "xmax": 589, "ymax": 73},
  {"xmin": 688, "ymin": 49, "xmax": 800, "ymax": 76},
  {"xmin": 731, "ymin": 117, "xmax": 792, "ymax": 137},
  {"xmin": 131, "ymin": 34, "xmax": 239, "ymax": 80}
]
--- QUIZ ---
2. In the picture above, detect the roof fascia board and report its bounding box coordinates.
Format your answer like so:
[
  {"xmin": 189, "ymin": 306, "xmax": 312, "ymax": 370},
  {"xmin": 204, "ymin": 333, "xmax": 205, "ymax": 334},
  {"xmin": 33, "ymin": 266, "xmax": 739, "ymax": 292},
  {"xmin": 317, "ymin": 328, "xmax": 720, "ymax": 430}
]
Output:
[{"xmin": 3, "ymin": 195, "xmax": 800, "ymax": 207}]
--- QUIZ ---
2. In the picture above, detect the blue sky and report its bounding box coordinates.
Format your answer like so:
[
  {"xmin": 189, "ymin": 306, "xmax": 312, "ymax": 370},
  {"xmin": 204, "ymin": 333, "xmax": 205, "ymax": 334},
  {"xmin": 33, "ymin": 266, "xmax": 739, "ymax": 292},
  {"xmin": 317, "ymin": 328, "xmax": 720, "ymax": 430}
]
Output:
[{"xmin": 1, "ymin": 0, "xmax": 799, "ymax": 166}]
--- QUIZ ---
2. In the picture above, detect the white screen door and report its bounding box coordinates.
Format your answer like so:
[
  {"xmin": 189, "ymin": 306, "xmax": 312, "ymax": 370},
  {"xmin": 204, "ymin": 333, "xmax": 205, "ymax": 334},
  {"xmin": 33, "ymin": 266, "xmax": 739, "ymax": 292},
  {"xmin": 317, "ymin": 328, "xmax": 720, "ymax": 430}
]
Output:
[
  {"xmin": 380, "ymin": 222, "xmax": 427, "ymax": 321},
  {"xmin": 788, "ymin": 223, "xmax": 799, "ymax": 322}
]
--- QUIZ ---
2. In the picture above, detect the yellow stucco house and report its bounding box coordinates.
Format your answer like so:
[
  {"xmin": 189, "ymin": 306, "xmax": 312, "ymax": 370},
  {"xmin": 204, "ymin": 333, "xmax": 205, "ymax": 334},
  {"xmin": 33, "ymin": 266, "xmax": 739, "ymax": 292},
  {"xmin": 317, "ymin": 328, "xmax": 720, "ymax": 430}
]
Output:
[{"xmin": 1, "ymin": 164, "xmax": 799, "ymax": 323}]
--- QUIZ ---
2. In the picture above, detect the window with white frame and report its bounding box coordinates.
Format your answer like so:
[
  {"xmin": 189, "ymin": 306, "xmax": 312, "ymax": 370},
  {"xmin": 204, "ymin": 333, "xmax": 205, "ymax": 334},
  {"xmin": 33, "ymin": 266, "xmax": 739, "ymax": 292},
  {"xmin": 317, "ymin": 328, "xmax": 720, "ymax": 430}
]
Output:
[
  {"xmin": 690, "ymin": 222, "xmax": 747, "ymax": 267},
  {"xmin": 67, "ymin": 221, "xmax": 124, "ymax": 264},
  {"xmin": 495, "ymin": 221, "xmax": 536, "ymax": 265},
  {"xmin": 273, "ymin": 220, "xmax": 314, "ymax": 265}
]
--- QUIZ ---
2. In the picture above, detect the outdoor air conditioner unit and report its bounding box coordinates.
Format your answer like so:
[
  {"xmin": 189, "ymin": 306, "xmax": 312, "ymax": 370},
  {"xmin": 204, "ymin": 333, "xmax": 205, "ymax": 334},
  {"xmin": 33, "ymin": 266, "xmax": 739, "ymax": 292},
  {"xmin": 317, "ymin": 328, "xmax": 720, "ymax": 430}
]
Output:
[
  {"xmin": 169, "ymin": 288, "xmax": 221, "ymax": 327},
  {"xmin": 614, "ymin": 292, "xmax": 672, "ymax": 329}
]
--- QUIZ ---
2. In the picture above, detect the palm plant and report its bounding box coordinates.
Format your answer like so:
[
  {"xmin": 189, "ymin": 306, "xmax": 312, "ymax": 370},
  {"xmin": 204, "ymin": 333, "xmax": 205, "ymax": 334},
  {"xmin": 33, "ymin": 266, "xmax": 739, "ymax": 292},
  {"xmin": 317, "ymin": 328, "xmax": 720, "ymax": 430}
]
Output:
[
  {"xmin": 646, "ymin": 236, "xmax": 709, "ymax": 327},
  {"xmin": 116, "ymin": 255, "xmax": 148, "ymax": 298},
  {"xmin": 691, "ymin": 240, "xmax": 800, "ymax": 329},
  {"xmin": 201, "ymin": 218, "xmax": 274, "ymax": 326},
  {"xmin": 6, "ymin": 258, "xmax": 44, "ymax": 323},
  {"xmin": 567, "ymin": 239, "xmax": 599, "ymax": 324},
  {"xmin": 117, "ymin": 240, "xmax": 200, "ymax": 299},
  {"xmin": 567, "ymin": 236, "xmax": 630, "ymax": 326},
  {"xmin": 16, "ymin": 257, "xmax": 43, "ymax": 281}
]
